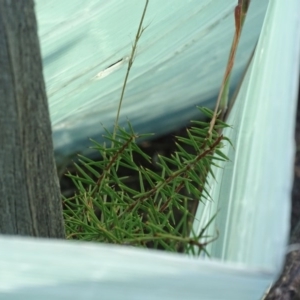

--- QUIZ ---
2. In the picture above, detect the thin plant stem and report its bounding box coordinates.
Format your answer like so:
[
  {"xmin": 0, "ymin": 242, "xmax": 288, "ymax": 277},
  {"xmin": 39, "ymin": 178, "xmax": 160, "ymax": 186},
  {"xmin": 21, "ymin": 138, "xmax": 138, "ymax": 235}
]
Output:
[
  {"xmin": 112, "ymin": 0, "xmax": 149, "ymax": 143},
  {"xmin": 100, "ymin": 0, "xmax": 149, "ymax": 210},
  {"xmin": 208, "ymin": 0, "xmax": 251, "ymax": 137}
]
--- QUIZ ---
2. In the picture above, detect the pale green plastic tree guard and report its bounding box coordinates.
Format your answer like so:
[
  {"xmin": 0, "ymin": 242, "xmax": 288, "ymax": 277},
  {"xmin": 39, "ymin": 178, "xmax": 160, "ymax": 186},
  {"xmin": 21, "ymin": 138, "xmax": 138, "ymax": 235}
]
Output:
[
  {"xmin": 35, "ymin": 0, "xmax": 268, "ymax": 161},
  {"xmin": 193, "ymin": 0, "xmax": 300, "ymax": 281}
]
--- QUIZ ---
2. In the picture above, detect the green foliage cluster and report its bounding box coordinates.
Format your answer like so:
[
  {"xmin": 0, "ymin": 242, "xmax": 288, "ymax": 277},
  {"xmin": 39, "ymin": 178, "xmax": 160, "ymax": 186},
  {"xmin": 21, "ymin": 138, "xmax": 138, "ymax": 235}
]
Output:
[
  {"xmin": 63, "ymin": 108, "xmax": 230, "ymax": 255},
  {"xmin": 62, "ymin": 0, "xmax": 249, "ymax": 256}
]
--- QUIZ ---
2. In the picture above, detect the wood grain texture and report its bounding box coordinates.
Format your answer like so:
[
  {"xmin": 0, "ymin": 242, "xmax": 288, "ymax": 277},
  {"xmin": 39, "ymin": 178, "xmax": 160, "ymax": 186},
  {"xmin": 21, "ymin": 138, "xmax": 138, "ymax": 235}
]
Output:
[{"xmin": 0, "ymin": 0, "xmax": 65, "ymax": 238}]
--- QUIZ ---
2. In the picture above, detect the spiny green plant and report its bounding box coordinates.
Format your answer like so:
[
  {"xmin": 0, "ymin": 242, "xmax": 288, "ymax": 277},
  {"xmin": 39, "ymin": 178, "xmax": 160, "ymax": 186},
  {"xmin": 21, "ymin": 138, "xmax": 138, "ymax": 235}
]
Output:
[{"xmin": 62, "ymin": 0, "xmax": 250, "ymax": 256}]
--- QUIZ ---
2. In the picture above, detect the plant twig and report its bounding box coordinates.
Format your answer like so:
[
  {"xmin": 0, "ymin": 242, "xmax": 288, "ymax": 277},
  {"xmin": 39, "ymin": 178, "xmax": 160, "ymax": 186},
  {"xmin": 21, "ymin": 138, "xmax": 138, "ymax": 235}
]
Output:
[
  {"xmin": 112, "ymin": 0, "xmax": 149, "ymax": 142},
  {"xmin": 208, "ymin": 0, "xmax": 251, "ymax": 137},
  {"xmin": 121, "ymin": 135, "xmax": 224, "ymax": 216}
]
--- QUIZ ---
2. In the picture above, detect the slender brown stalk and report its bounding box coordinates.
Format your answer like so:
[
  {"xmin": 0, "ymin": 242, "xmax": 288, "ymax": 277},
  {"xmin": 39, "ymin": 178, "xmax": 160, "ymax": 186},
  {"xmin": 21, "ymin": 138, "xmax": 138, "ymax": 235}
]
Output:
[
  {"xmin": 208, "ymin": 0, "xmax": 251, "ymax": 136},
  {"xmin": 113, "ymin": 0, "xmax": 149, "ymax": 141}
]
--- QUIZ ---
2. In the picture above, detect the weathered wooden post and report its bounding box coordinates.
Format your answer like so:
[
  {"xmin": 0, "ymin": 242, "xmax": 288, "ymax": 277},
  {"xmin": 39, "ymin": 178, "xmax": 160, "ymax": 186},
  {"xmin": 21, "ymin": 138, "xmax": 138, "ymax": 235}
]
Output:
[{"xmin": 0, "ymin": 0, "xmax": 65, "ymax": 238}]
